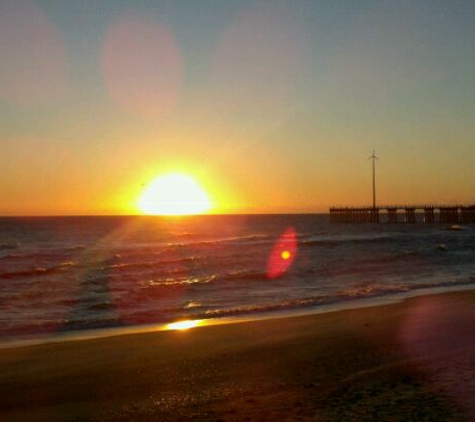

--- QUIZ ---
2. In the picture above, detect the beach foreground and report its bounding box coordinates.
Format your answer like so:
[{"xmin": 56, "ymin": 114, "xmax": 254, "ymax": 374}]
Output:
[{"xmin": 2, "ymin": 291, "xmax": 475, "ymax": 421}]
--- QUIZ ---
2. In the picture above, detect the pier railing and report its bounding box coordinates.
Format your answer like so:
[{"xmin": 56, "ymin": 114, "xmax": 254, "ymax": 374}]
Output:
[{"xmin": 329, "ymin": 205, "xmax": 475, "ymax": 224}]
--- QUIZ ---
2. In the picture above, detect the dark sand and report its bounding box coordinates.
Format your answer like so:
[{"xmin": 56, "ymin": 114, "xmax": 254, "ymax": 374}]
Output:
[{"xmin": 2, "ymin": 290, "xmax": 475, "ymax": 421}]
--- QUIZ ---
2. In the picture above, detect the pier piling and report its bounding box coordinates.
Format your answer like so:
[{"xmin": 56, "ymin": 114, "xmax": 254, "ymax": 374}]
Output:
[
  {"xmin": 424, "ymin": 207, "xmax": 435, "ymax": 224},
  {"xmin": 405, "ymin": 208, "xmax": 416, "ymax": 224},
  {"xmin": 387, "ymin": 208, "xmax": 398, "ymax": 224}
]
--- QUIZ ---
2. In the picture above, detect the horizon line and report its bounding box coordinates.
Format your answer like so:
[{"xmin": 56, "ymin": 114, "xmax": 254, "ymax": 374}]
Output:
[{"xmin": 0, "ymin": 212, "xmax": 331, "ymax": 218}]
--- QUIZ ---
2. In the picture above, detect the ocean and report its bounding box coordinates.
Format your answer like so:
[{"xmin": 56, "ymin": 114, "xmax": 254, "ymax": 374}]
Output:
[{"xmin": 1, "ymin": 215, "xmax": 475, "ymax": 342}]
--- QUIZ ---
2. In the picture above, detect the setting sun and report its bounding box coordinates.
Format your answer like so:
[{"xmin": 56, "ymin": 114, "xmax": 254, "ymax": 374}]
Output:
[{"xmin": 138, "ymin": 174, "xmax": 211, "ymax": 216}]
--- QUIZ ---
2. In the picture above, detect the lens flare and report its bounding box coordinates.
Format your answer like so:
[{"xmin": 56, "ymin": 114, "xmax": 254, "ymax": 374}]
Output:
[
  {"xmin": 101, "ymin": 12, "xmax": 182, "ymax": 119},
  {"xmin": 267, "ymin": 227, "xmax": 297, "ymax": 279},
  {"xmin": 0, "ymin": 0, "xmax": 69, "ymax": 106}
]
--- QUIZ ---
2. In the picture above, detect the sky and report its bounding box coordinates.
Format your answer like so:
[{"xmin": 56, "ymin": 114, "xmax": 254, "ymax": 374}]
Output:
[{"xmin": 1, "ymin": 0, "xmax": 475, "ymax": 215}]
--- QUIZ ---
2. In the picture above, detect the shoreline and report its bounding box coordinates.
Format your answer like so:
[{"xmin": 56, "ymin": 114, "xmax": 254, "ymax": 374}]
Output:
[
  {"xmin": 2, "ymin": 281, "xmax": 475, "ymax": 351},
  {"xmin": 2, "ymin": 287, "xmax": 475, "ymax": 419},
  {"xmin": 2, "ymin": 288, "xmax": 475, "ymax": 419}
]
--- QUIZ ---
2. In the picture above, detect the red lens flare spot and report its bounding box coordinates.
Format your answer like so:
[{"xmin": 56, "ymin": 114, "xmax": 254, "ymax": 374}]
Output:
[
  {"xmin": 281, "ymin": 250, "xmax": 291, "ymax": 260},
  {"xmin": 267, "ymin": 227, "xmax": 297, "ymax": 279}
]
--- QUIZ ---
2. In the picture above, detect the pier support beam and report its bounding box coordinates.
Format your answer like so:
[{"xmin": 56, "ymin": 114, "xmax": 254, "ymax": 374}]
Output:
[
  {"xmin": 460, "ymin": 207, "xmax": 475, "ymax": 224},
  {"xmin": 405, "ymin": 208, "xmax": 416, "ymax": 224},
  {"xmin": 424, "ymin": 207, "xmax": 435, "ymax": 224},
  {"xmin": 440, "ymin": 207, "xmax": 459, "ymax": 224},
  {"xmin": 387, "ymin": 208, "xmax": 398, "ymax": 224},
  {"xmin": 370, "ymin": 208, "xmax": 379, "ymax": 223}
]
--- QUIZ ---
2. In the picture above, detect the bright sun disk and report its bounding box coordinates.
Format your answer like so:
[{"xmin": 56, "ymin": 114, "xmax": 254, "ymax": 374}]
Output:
[{"xmin": 138, "ymin": 174, "xmax": 211, "ymax": 216}]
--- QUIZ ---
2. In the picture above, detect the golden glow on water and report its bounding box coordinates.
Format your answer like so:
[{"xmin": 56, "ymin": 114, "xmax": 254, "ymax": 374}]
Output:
[
  {"xmin": 166, "ymin": 319, "xmax": 203, "ymax": 331},
  {"xmin": 138, "ymin": 174, "xmax": 211, "ymax": 215}
]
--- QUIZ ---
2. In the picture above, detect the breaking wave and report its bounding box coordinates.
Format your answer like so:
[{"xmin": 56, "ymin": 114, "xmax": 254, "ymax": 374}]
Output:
[
  {"xmin": 0, "ymin": 242, "xmax": 19, "ymax": 250},
  {"xmin": 0, "ymin": 262, "xmax": 75, "ymax": 279},
  {"xmin": 201, "ymin": 278, "xmax": 475, "ymax": 319}
]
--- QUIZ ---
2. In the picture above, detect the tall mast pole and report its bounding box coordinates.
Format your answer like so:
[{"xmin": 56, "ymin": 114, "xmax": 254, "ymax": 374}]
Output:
[{"xmin": 369, "ymin": 151, "xmax": 378, "ymax": 209}]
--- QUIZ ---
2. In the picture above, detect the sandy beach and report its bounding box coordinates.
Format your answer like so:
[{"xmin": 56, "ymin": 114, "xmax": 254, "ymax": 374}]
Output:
[{"xmin": 1, "ymin": 290, "xmax": 475, "ymax": 421}]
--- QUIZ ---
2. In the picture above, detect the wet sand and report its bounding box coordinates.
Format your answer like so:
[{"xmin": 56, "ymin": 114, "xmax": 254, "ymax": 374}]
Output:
[{"xmin": 2, "ymin": 290, "xmax": 475, "ymax": 421}]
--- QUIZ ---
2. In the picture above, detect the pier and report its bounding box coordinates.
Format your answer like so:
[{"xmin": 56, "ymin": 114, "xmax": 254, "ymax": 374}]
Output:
[
  {"xmin": 329, "ymin": 205, "xmax": 475, "ymax": 224},
  {"xmin": 330, "ymin": 152, "xmax": 475, "ymax": 224}
]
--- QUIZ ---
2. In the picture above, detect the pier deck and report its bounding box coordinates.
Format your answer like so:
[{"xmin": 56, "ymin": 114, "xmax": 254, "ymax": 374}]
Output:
[{"xmin": 329, "ymin": 205, "xmax": 475, "ymax": 224}]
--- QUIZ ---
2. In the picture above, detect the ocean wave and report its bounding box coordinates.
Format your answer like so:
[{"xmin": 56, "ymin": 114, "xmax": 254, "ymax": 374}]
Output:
[
  {"xmin": 0, "ymin": 251, "xmax": 71, "ymax": 260},
  {"xmin": 0, "ymin": 253, "xmax": 23, "ymax": 260},
  {"xmin": 172, "ymin": 232, "xmax": 207, "ymax": 239},
  {"xmin": 138, "ymin": 269, "xmax": 281, "ymax": 287},
  {"xmin": 301, "ymin": 234, "xmax": 403, "ymax": 247},
  {"xmin": 142, "ymin": 274, "xmax": 217, "ymax": 287},
  {"xmin": 203, "ymin": 297, "xmax": 332, "ymax": 318},
  {"xmin": 66, "ymin": 245, "xmax": 87, "ymax": 251},
  {"xmin": 221, "ymin": 270, "xmax": 268, "ymax": 282},
  {"xmin": 61, "ymin": 316, "xmax": 123, "ymax": 330},
  {"xmin": 100, "ymin": 256, "xmax": 200, "ymax": 272},
  {"xmin": 201, "ymin": 278, "xmax": 475, "ymax": 319},
  {"xmin": 135, "ymin": 269, "xmax": 283, "ymax": 290},
  {"xmin": 166, "ymin": 234, "xmax": 273, "ymax": 249},
  {"xmin": 0, "ymin": 242, "xmax": 19, "ymax": 250},
  {"xmin": 357, "ymin": 250, "xmax": 418, "ymax": 265},
  {"xmin": 340, "ymin": 281, "xmax": 410, "ymax": 297},
  {"xmin": 0, "ymin": 268, "xmax": 56, "ymax": 279},
  {"xmin": 184, "ymin": 301, "xmax": 202, "ymax": 309},
  {"xmin": 87, "ymin": 301, "xmax": 114, "ymax": 311},
  {"xmin": 0, "ymin": 262, "xmax": 75, "ymax": 280}
]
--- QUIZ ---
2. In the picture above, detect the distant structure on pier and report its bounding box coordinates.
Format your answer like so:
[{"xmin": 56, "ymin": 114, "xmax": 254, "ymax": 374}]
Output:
[
  {"xmin": 368, "ymin": 150, "xmax": 378, "ymax": 210},
  {"xmin": 329, "ymin": 152, "xmax": 475, "ymax": 224}
]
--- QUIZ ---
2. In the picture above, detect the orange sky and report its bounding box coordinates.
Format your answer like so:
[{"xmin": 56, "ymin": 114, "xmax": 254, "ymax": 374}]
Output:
[{"xmin": 1, "ymin": 0, "xmax": 475, "ymax": 215}]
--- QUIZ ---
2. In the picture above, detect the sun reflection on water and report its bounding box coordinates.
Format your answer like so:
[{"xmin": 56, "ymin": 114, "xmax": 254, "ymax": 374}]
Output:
[{"xmin": 166, "ymin": 319, "xmax": 202, "ymax": 331}]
